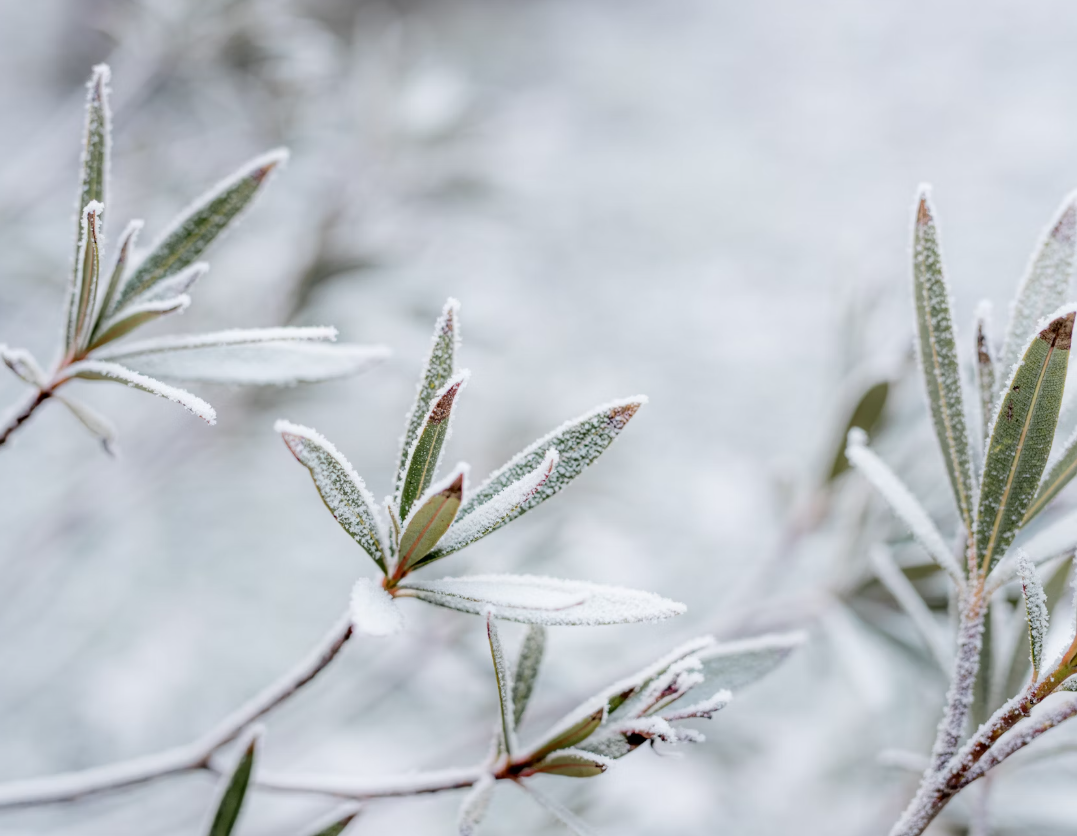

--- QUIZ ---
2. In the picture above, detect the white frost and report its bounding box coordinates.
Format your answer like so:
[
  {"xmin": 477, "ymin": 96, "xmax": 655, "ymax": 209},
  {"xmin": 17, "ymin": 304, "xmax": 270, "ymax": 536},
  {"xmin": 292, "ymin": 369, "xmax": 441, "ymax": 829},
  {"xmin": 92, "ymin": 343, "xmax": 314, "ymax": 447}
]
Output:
[
  {"xmin": 1017, "ymin": 549, "xmax": 1049, "ymax": 678},
  {"xmin": 63, "ymin": 360, "xmax": 216, "ymax": 424},
  {"xmin": 350, "ymin": 578, "xmax": 404, "ymax": 637}
]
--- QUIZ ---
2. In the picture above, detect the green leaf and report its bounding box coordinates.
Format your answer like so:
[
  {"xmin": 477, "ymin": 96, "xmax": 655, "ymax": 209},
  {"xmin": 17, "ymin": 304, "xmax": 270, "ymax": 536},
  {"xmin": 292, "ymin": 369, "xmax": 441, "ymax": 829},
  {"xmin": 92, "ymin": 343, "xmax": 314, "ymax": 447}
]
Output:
[
  {"xmin": 912, "ymin": 189, "xmax": 976, "ymax": 534},
  {"xmin": 90, "ymin": 295, "xmax": 192, "ymax": 349},
  {"xmin": 1017, "ymin": 550, "xmax": 1050, "ymax": 681},
  {"xmin": 207, "ymin": 732, "xmax": 258, "ymax": 836},
  {"xmin": 63, "ymin": 359, "xmax": 216, "ymax": 424},
  {"xmin": 91, "ymin": 219, "xmax": 143, "ymax": 341},
  {"xmin": 999, "ymin": 193, "xmax": 1077, "ymax": 377},
  {"xmin": 397, "ymin": 469, "xmax": 464, "ymax": 573},
  {"xmin": 396, "ymin": 299, "xmax": 459, "ymax": 498},
  {"xmin": 74, "ymin": 65, "xmax": 111, "ymax": 253},
  {"xmin": 486, "ymin": 612, "xmax": 517, "ymax": 757},
  {"xmin": 397, "ymin": 374, "xmax": 466, "ymax": 520},
  {"xmin": 827, "ymin": 379, "xmax": 889, "ymax": 482},
  {"xmin": 455, "ymin": 396, "xmax": 646, "ymax": 527},
  {"xmin": 526, "ymin": 705, "xmax": 606, "ymax": 763},
  {"xmin": 302, "ymin": 804, "xmax": 362, "ymax": 836},
  {"xmin": 276, "ymin": 421, "xmax": 389, "ymax": 573},
  {"xmin": 66, "ymin": 203, "xmax": 102, "ymax": 353},
  {"xmin": 976, "ymin": 311, "xmax": 1074, "ymax": 573},
  {"xmin": 110, "ymin": 149, "xmax": 287, "ymax": 313},
  {"xmin": 513, "ymin": 625, "xmax": 546, "ymax": 727},
  {"xmin": 976, "ymin": 302, "xmax": 998, "ymax": 446},
  {"xmin": 524, "ymin": 749, "xmax": 609, "ymax": 779}
]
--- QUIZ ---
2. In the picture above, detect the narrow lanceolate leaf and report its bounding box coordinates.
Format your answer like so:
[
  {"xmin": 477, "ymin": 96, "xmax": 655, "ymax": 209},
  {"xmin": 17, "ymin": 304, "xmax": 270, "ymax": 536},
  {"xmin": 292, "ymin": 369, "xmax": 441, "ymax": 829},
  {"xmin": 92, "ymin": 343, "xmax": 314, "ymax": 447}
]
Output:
[
  {"xmin": 846, "ymin": 429, "xmax": 964, "ymax": 582},
  {"xmin": 93, "ymin": 327, "xmax": 389, "ymax": 385},
  {"xmin": 457, "ymin": 396, "xmax": 647, "ymax": 526},
  {"xmin": 206, "ymin": 731, "xmax": 259, "ymax": 836},
  {"xmin": 399, "ymin": 575, "xmax": 686, "ymax": 626},
  {"xmin": 74, "ymin": 65, "xmax": 111, "ymax": 251},
  {"xmin": 827, "ymin": 379, "xmax": 889, "ymax": 482},
  {"xmin": 396, "ymin": 299, "xmax": 459, "ymax": 496},
  {"xmin": 276, "ymin": 420, "xmax": 389, "ymax": 572},
  {"xmin": 397, "ymin": 373, "xmax": 467, "ymax": 520},
  {"xmin": 526, "ymin": 703, "xmax": 606, "ymax": 763},
  {"xmin": 90, "ymin": 295, "xmax": 192, "ymax": 348},
  {"xmin": 0, "ymin": 346, "xmax": 47, "ymax": 387},
  {"xmin": 1024, "ymin": 426, "xmax": 1077, "ymax": 525},
  {"xmin": 513, "ymin": 625, "xmax": 546, "ymax": 726},
  {"xmin": 63, "ymin": 360, "xmax": 216, "ymax": 424},
  {"xmin": 912, "ymin": 188, "xmax": 976, "ymax": 533},
  {"xmin": 66, "ymin": 202, "xmax": 102, "ymax": 353},
  {"xmin": 1017, "ymin": 550, "xmax": 1049, "ymax": 681},
  {"xmin": 870, "ymin": 546, "xmax": 951, "ymax": 671},
  {"xmin": 517, "ymin": 782, "xmax": 598, "ymax": 836},
  {"xmin": 694, "ymin": 631, "xmax": 807, "ymax": 693},
  {"xmin": 976, "ymin": 301, "xmax": 998, "ymax": 445},
  {"xmin": 457, "ymin": 774, "xmax": 494, "ymax": 836},
  {"xmin": 486, "ymin": 612, "xmax": 518, "ymax": 757},
  {"xmin": 999, "ymin": 192, "xmax": 1077, "ymax": 376},
  {"xmin": 110, "ymin": 148, "xmax": 288, "ymax": 312},
  {"xmin": 90, "ymin": 219, "xmax": 143, "ymax": 342},
  {"xmin": 524, "ymin": 749, "xmax": 610, "ymax": 779},
  {"xmin": 397, "ymin": 468, "xmax": 465, "ymax": 573},
  {"xmin": 303, "ymin": 804, "xmax": 362, "ymax": 836},
  {"xmin": 422, "ymin": 449, "xmax": 559, "ymax": 565},
  {"xmin": 56, "ymin": 394, "xmax": 117, "ymax": 455},
  {"xmin": 977, "ymin": 311, "xmax": 1074, "ymax": 573}
]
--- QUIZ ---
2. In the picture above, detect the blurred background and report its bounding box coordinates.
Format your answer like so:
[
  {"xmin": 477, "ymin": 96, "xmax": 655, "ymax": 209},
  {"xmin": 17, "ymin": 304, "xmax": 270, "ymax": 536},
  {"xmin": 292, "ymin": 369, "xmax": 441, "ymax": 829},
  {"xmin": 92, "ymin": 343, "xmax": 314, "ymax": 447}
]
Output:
[{"xmin": 5, "ymin": 1, "xmax": 1077, "ymax": 834}]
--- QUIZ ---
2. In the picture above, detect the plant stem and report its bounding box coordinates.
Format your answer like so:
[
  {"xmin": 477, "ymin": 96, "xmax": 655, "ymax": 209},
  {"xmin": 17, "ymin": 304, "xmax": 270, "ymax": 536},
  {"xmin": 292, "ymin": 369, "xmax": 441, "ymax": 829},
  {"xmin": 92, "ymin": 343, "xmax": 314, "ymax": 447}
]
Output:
[
  {"xmin": 0, "ymin": 388, "xmax": 51, "ymax": 446},
  {"xmin": 0, "ymin": 612, "xmax": 352, "ymax": 808}
]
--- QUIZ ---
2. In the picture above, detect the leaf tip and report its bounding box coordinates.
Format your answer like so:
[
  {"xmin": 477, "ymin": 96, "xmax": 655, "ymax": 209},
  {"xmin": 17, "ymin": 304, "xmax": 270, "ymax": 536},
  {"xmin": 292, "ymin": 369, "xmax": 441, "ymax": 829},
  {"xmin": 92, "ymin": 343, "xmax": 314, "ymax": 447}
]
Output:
[
  {"xmin": 1038, "ymin": 311, "xmax": 1075, "ymax": 350},
  {"xmin": 249, "ymin": 147, "xmax": 290, "ymax": 182}
]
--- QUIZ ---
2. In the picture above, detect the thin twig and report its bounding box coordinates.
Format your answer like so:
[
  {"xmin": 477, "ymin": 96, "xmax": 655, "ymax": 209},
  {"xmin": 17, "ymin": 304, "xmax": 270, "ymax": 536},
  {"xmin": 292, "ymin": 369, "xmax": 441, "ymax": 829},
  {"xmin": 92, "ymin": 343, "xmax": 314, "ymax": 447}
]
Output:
[
  {"xmin": 0, "ymin": 612, "xmax": 352, "ymax": 808},
  {"xmin": 0, "ymin": 389, "xmax": 51, "ymax": 446}
]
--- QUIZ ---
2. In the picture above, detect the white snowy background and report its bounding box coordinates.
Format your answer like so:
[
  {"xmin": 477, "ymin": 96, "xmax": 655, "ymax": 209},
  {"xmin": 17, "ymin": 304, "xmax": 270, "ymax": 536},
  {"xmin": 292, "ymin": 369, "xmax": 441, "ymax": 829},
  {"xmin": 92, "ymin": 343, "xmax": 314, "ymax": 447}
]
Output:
[{"xmin": 3, "ymin": 1, "xmax": 1077, "ymax": 834}]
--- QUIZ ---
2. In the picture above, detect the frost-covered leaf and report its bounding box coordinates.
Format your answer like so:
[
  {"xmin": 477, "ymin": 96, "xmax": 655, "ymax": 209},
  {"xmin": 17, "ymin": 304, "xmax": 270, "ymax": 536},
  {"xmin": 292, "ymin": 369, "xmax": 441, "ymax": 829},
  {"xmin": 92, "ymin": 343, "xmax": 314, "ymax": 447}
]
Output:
[
  {"xmin": 0, "ymin": 346, "xmax": 47, "ymax": 387},
  {"xmin": 66, "ymin": 202, "xmax": 102, "ymax": 353},
  {"xmin": 870, "ymin": 545, "xmax": 951, "ymax": 670},
  {"xmin": 977, "ymin": 310, "xmax": 1074, "ymax": 573},
  {"xmin": 396, "ymin": 299, "xmax": 459, "ymax": 498},
  {"xmin": 399, "ymin": 575, "xmax": 686, "ymax": 626},
  {"xmin": 92, "ymin": 219, "xmax": 142, "ymax": 333},
  {"xmin": 517, "ymin": 782, "xmax": 597, "ymax": 836},
  {"xmin": 912, "ymin": 188, "xmax": 976, "ymax": 533},
  {"xmin": 694, "ymin": 631, "xmax": 806, "ymax": 693},
  {"xmin": 1024, "ymin": 426, "xmax": 1077, "ymax": 526},
  {"xmin": 422, "ymin": 450, "xmax": 559, "ymax": 565},
  {"xmin": 661, "ymin": 689, "xmax": 732, "ymax": 721},
  {"xmin": 525, "ymin": 749, "xmax": 610, "ymax": 778},
  {"xmin": 110, "ymin": 148, "xmax": 287, "ymax": 312},
  {"xmin": 74, "ymin": 65, "xmax": 110, "ymax": 250},
  {"xmin": 486, "ymin": 612, "xmax": 518, "ymax": 757},
  {"xmin": 827, "ymin": 379, "xmax": 889, "ymax": 482},
  {"xmin": 93, "ymin": 327, "xmax": 388, "ymax": 385},
  {"xmin": 276, "ymin": 420, "xmax": 389, "ymax": 572},
  {"xmin": 999, "ymin": 192, "xmax": 1077, "ymax": 377},
  {"xmin": 1017, "ymin": 550, "xmax": 1050, "ymax": 681},
  {"xmin": 303, "ymin": 804, "xmax": 362, "ymax": 836},
  {"xmin": 63, "ymin": 360, "xmax": 216, "ymax": 424},
  {"xmin": 513, "ymin": 625, "xmax": 546, "ymax": 726},
  {"xmin": 457, "ymin": 773, "xmax": 494, "ymax": 836},
  {"xmin": 976, "ymin": 301, "xmax": 998, "ymax": 445},
  {"xmin": 456, "ymin": 397, "xmax": 646, "ymax": 527},
  {"xmin": 599, "ymin": 637, "xmax": 717, "ymax": 716},
  {"xmin": 206, "ymin": 730, "xmax": 259, "ymax": 836},
  {"xmin": 89, "ymin": 295, "xmax": 191, "ymax": 348},
  {"xmin": 56, "ymin": 394, "xmax": 117, "ymax": 455},
  {"xmin": 526, "ymin": 703, "xmax": 606, "ymax": 763},
  {"xmin": 397, "ymin": 467, "xmax": 466, "ymax": 573},
  {"xmin": 350, "ymin": 578, "xmax": 404, "ymax": 637},
  {"xmin": 846, "ymin": 429, "xmax": 964, "ymax": 582},
  {"xmin": 397, "ymin": 373, "xmax": 467, "ymax": 520}
]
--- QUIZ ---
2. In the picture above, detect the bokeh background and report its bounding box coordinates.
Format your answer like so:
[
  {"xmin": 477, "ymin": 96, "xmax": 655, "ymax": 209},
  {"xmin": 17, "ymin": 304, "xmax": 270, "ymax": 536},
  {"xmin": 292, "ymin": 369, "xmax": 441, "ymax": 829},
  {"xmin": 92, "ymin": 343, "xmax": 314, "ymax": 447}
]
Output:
[{"xmin": 4, "ymin": 1, "xmax": 1077, "ymax": 834}]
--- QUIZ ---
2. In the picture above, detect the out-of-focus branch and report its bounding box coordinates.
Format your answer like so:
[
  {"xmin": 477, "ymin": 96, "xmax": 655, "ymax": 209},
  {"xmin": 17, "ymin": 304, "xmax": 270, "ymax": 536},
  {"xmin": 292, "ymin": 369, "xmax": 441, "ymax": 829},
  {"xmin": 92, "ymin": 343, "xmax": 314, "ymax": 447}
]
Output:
[{"xmin": 0, "ymin": 389, "xmax": 51, "ymax": 446}]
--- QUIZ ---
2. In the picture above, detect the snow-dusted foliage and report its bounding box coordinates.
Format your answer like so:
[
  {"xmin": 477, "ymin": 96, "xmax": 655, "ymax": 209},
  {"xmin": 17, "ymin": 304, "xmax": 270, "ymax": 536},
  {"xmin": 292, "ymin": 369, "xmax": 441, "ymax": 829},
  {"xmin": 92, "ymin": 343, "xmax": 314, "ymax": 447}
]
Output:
[
  {"xmin": 1016, "ymin": 550, "xmax": 1049, "ymax": 680},
  {"xmin": 350, "ymin": 578, "xmax": 404, "ymax": 637}
]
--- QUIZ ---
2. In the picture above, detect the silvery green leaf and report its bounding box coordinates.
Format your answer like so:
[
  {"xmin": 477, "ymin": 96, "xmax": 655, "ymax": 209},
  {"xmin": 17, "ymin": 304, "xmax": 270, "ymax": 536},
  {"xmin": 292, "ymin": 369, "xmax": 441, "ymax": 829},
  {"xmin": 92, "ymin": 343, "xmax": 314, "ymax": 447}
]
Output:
[
  {"xmin": 870, "ymin": 545, "xmax": 951, "ymax": 671},
  {"xmin": 89, "ymin": 295, "xmax": 191, "ymax": 349},
  {"xmin": 513, "ymin": 625, "xmax": 546, "ymax": 726},
  {"xmin": 421, "ymin": 449, "xmax": 558, "ymax": 565},
  {"xmin": 398, "ymin": 575, "xmax": 686, "ymax": 626},
  {"xmin": 396, "ymin": 299, "xmax": 459, "ymax": 499},
  {"xmin": 303, "ymin": 804, "xmax": 362, "ymax": 836},
  {"xmin": 66, "ymin": 202, "xmax": 102, "ymax": 353},
  {"xmin": 1017, "ymin": 550, "xmax": 1050, "ymax": 681},
  {"xmin": 74, "ymin": 65, "xmax": 111, "ymax": 251},
  {"xmin": 350, "ymin": 578, "xmax": 404, "ymax": 637},
  {"xmin": 63, "ymin": 360, "xmax": 216, "ymax": 424},
  {"xmin": 597, "ymin": 636, "xmax": 717, "ymax": 716},
  {"xmin": 397, "ymin": 373, "xmax": 467, "ymax": 520},
  {"xmin": 999, "ymin": 192, "xmax": 1077, "ymax": 376},
  {"xmin": 827, "ymin": 378, "xmax": 889, "ymax": 482},
  {"xmin": 92, "ymin": 327, "xmax": 388, "ymax": 385},
  {"xmin": 1024, "ymin": 425, "xmax": 1077, "ymax": 525},
  {"xmin": 56, "ymin": 394, "xmax": 117, "ymax": 456},
  {"xmin": 457, "ymin": 773, "xmax": 494, "ymax": 836},
  {"xmin": 276, "ymin": 420, "xmax": 389, "ymax": 572},
  {"xmin": 524, "ymin": 749, "xmax": 610, "ymax": 779},
  {"xmin": 526, "ymin": 704, "xmax": 606, "ymax": 763},
  {"xmin": 846, "ymin": 429, "xmax": 964, "ymax": 582},
  {"xmin": 206, "ymin": 730, "xmax": 259, "ymax": 836},
  {"xmin": 110, "ymin": 148, "xmax": 288, "ymax": 312},
  {"xmin": 976, "ymin": 301, "xmax": 998, "ymax": 445},
  {"xmin": 516, "ymin": 781, "xmax": 597, "ymax": 836},
  {"xmin": 486, "ymin": 612, "xmax": 517, "ymax": 757},
  {"xmin": 694, "ymin": 630, "xmax": 806, "ymax": 693},
  {"xmin": 456, "ymin": 397, "xmax": 646, "ymax": 527},
  {"xmin": 91, "ymin": 219, "xmax": 142, "ymax": 334},
  {"xmin": 0, "ymin": 346, "xmax": 47, "ymax": 387},
  {"xmin": 397, "ymin": 467, "xmax": 465, "ymax": 573},
  {"xmin": 136, "ymin": 260, "xmax": 208, "ymax": 303},
  {"xmin": 912, "ymin": 188, "xmax": 976, "ymax": 533},
  {"xmin": 977, "ymin": 310, "xmax": 1074, "ymax": 573}
]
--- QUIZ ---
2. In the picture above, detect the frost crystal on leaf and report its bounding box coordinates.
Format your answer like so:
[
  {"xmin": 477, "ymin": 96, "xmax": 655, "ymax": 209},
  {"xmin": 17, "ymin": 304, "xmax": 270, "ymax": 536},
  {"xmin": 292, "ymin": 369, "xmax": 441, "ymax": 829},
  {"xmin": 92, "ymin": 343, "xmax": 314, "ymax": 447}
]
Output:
[
  {"xmin": 397, "ymin": 371, "xmax": 469, "ymax": 519},
  {"xmin": 457, "ymin": 773, "xmax": 494, "ymax": 836},
  {"xmin": 398, "ymin": 574, "xmax": 686, "ymax": 626},
  {"xmin": 56, "ymin": 394, "xmax": 118, "ymax": 456},
  {"xmin": 486, "ymin": 611, "xmax": 518, "ymax": 756},
  {"xmin": 1017, "ymin": 549, "xmax": 1049, "ymax": 679},
  {"xmin": 64, "ymin": 360, "xmax": 216, "ymax": 424},
  {"xmin": 350, "ymin": 578, "xmax": 404, "ymax": 637}
]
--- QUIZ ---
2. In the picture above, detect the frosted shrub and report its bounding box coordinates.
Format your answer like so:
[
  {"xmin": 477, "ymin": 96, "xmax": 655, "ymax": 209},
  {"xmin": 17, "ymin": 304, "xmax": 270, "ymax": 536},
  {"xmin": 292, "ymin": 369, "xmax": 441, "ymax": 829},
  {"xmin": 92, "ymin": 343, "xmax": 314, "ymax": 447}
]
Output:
[
  {"xmin": 848, "ymin": 186, "xmax": 1077, "ymax": 835},
  {"xmin": 0, "ymin": 68, "xmax": 802, "ymax": 835}
]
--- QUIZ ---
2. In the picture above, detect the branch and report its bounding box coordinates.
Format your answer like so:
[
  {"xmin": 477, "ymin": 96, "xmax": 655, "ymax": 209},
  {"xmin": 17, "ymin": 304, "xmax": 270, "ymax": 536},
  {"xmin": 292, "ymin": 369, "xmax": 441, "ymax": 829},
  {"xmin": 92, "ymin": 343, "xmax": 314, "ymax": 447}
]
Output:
[
  {"xmin": 960, "ymin": 697, "xmax": 1077, "ymax": 786},
  {"xmin": 0, "ymin": 612, "xmax": 352, "ymax": 808},
  {"xmin": 928, "ymin": 587, "xmax": 986, "ymax": 771},
  {"xmin": 0, "ymin": 388, "xmax": 51, "ymax": 446}
]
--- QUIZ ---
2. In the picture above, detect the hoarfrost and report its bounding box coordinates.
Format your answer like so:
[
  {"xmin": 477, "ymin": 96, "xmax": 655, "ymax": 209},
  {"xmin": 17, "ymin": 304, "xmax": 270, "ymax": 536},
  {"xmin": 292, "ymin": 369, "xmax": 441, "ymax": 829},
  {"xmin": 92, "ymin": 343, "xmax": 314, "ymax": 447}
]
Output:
[
  {"xmin": 456, "ymin": 773, "xmax": 494, "ymax": 836},
  {"xmin": 350, "ymin": 578, "xmax": 403, "ymax": 637},
  {"xmin": 1016, "ymin": 549, "xmax": 1049, "ymax": 678},
  {"xmin": 63, "ymin": 360, "xmax": 216, "ymax": 424},
  {"xmin": 661, "ymin": 689, "xmax": 732, "ymax": 722},
  {"xmin": 56, "ymin": 394, "xmax": 118, "ymax": 456},
  {"xmin": 486, "ymin": 611, "xmax": 518, "ymax": 756}
]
